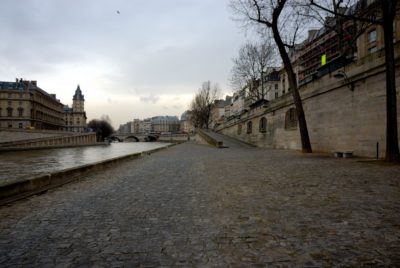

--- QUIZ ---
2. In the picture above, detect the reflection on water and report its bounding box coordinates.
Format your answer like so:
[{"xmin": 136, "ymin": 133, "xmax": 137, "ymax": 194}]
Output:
[{"xmin": 0, "ymin": 142, "xmax": 170, "ymax": 186}]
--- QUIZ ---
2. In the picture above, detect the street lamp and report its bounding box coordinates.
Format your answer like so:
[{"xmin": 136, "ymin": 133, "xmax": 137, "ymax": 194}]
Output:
[{"xmin": 333, "ymin": 70, "xmax": 354, "ymax": 91}]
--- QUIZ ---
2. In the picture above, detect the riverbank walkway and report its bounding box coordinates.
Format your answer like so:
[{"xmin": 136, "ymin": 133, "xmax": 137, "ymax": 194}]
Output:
[{"xmin": 1, "ymin": 133, "xmax": 399, "ymax": 266}]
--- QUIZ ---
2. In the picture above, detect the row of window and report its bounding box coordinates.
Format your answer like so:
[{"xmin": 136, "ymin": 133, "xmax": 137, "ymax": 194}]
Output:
[
  {"xmin": 0, "ymin": 107, "xmax": 24, "ymax": 117},
  {"xmin": 2, "ymin": 100, "xmax": 25, "ymax": 105},
  {"xmin": 1, "ymin": 93, "xmax": 27, "ymax": 99},
  {"xmin": 237, "ymin": 108, "xmax": 298, "ymax": 135},
  {"xmin": 65, "ymin": 120, "xmax": 81, "ymax": 125},
  {"xmin": 1, "ymin": 122, "xmax": 24, "ymax": 128}
]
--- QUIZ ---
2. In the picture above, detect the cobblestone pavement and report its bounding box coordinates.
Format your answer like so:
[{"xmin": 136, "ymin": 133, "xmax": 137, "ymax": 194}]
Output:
[{"xmin": 1, "ymin": 134, "xmax": 400, "ymax": 267}]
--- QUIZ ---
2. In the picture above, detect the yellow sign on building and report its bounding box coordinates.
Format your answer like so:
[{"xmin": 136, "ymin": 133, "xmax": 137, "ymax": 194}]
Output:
[{"xmin": 321, "ymin": 54, "xmax": 327, "ymax": 66}]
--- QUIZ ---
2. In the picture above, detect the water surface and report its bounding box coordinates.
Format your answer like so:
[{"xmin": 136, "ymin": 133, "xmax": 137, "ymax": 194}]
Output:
[{"xmin": 0, "ymin": 142, "xmax": 170, "ymax": 186}]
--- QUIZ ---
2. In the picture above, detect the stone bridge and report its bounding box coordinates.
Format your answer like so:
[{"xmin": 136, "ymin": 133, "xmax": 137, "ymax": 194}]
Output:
[
  {"xmin": 113, "ymin": 133, "xmax": 190, "ymax": 142},
  {"xmin": 111, "ymin": 134, "xmax": 158, "ymax": 142}
]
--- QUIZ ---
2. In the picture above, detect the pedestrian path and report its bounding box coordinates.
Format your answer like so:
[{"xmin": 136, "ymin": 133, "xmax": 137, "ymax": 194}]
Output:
[{"xmin": 0, "ymin": 137, "xmax": 399, "ymax": 266}]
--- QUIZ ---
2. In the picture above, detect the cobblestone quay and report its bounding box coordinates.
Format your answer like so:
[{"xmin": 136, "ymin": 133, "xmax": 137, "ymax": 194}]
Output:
[{"xmin": 1, "ymin": 133, "xmax": 399, "ymax": 267}]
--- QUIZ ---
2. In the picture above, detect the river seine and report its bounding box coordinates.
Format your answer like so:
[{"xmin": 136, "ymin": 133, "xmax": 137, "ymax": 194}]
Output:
[{"xmin": 0, "ymin": 142, "xmax": 170, "ymax": 186}]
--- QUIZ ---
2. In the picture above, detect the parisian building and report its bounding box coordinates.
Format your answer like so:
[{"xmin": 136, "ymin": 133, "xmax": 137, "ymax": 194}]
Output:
[
  {"xmin": 64, "ymin": 85, "xmax": 87, "ymax": 132},
  {"xmin": 0, "ymin": 79, "xmax": 64, "ymax": 130},
  {"xmin": 180, "ymin": 110, "xmax": 194, "ymax": 133},
  {"xmin": 151, "ymin": 116, "xmax": 180, "ymax": 134}
]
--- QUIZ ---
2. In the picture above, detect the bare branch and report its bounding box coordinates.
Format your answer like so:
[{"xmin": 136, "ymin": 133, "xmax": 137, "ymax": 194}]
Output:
[{"xmin": 309, "ymin": 0, "xmax": 381, "ymax": 24}]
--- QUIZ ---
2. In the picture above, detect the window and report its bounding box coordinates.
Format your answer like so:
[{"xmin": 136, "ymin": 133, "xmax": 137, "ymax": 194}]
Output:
[
  {"xmin": 237, "ymin": 124, "xmax": 242, "ymax": 135},
  {"xmin": 7, "ymin": 108, "xmax": 13, "ymax": 117},
  {"xmin": 275, "ymin": 91, "xmax": 278, "ymax": 99},
  {"xmin": 285, "ymin": 108, "xmax": 298, "ymax": 130},
  {"xmin": 18, "ymin": 123, "xmax": 23, "ymax": 128},
  {"xmin": 18, "ymin": 108, "xmax": 24, "ymax": 117},
  {"xmin": 275, "ymin": 84, "xmax": 278, "ymax": 90},
  {"xmin": 8, "ymin": 123, "xmax": 12, "ymax": 128},
  {"xmin": 247, "ymin": 121, "xmax": 252, "ymax": 134},
  {"xmin": 259, "ymin": 117, "xmax": 267, "ymax": 133},
  {"xmin": 0, "ymin": 108, "xmax": 2, "ymax": 117},
  {"xmin": 368, "ymin": 29, "xmax": 377, "ymax": 43},
  {"xmin": 368, "ymin": 46, "xmax": 377, "ymax": 54}
]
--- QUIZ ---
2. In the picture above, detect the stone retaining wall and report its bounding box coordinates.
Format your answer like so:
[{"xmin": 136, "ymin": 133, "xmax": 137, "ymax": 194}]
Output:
[
  {"xmin": 217, "ymin": 46, "xmax": 400, "ymax": 158},
  {"xmin": 0, "ymin": 132, "xmax": 97, "ymax": 150}
]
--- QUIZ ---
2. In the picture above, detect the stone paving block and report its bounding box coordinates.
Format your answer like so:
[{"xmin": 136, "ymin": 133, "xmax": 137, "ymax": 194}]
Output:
[{"xmin": 0, "ymin": 134, "xmax": 400, "ymax": 266}]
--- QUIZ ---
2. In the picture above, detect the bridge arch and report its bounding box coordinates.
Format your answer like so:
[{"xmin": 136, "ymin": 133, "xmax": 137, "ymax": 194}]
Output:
[
  {"xmin": 125, "ymin": 135, "xmax": 140, "ymax": 142},
  {"xmin": 108, "ymin": 136, "xmax": 122, "ymax": 142}
]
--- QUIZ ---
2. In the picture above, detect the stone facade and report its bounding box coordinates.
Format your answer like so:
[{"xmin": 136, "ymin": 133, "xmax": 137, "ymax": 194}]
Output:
[
  {"xmin": 64, "ymin": 85, "xmax": 87, "ymax": 132},
  {"xmin": 151, "ymin": 116, "xmax": 180, "ymax": 134},
  {"xmin": 0, "ymin": 79, "xmax": 64, "ymax": 130},
  {"xmin": 180, "ymin": 110, "xmax": 194, "ymax": 133},
  {"xmin": 217, "ymin": 43, "xmax": 400, "ymax": 158}
]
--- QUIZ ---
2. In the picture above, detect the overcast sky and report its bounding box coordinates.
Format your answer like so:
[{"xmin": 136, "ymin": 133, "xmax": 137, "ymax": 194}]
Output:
[{"xmin": 0, "ymin": 0, "xmax": 249, "ymax": 127}]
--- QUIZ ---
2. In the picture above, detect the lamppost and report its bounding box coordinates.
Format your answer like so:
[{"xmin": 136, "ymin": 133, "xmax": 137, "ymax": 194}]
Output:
[{"xmin": 333, "ymin": 70, "xmax": 354, "ymax": 91}]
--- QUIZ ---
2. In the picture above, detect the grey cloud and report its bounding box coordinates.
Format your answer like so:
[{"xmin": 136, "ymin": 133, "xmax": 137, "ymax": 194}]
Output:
[
  {"xmin": 140, "ymin": 95, "xmax": 160, "ymax": 104},
  {"xmin": 0, "ymin": 0, "xmax": 246, "ymax": 126},
  {"xmin": 173, "ymin": 104, "xmax": 183, "ymax": 109}
]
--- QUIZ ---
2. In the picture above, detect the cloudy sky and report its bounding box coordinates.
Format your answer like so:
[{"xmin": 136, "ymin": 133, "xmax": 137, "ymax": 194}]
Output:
[{"xmin": 0, "ymin": 0, "xmax": 248, "ymax": 128}]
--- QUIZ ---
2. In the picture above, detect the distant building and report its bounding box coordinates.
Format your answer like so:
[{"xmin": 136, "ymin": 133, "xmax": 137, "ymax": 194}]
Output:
[
  {"xmin": 151, "ymin": 116, "xmax": 180, "ymax": 134},
  {"xmin": 180, "ymin": 110, "xmax": 194, "ymax": 133},
  {"xmin": 138, "ymin": 118, "xmax": 151, "ymax": 134},
  {"xmin": 224, "ymin": 96, "xmax": 232, "ymax": 120},
  {"xmin": 133, "ymin": 119, "xmax": 140, "ymax": 134},
  {"xmin": 64, "ymin": 85, "xmax": 87, "ymax": 132},
  {"xmin": 0, "ymin": 79, "xmax": 64, "ymax": 130},
  {"xmin": 230, "ymin": 90, "xmax": 246, "ymax": 117},
  {"xmin": 117, "ymin": 122, "xmax": 132, "ymax": 134},
  {"xmin": 210, "ymin": 99, "xmax": 227, "ymax": 128}
]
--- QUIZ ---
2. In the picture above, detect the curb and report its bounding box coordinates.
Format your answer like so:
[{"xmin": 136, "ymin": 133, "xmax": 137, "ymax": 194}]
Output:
[{"xmin": 0, "ymin": 143, "xmax": 178, "ymax": 205}]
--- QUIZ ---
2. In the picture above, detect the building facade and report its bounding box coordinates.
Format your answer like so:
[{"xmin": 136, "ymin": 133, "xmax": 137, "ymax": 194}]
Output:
[
  {"xmin": 64, "ymin": 85, "xmax": 87, "ymax": 132},
  {"xmin": 0, "ymin": 79, "xmax": 64, "ymax": 130},
  {"xmin": 180, "ymin": 110, "xmax": 194, "ymax": 133},
  {"xmin": 151, "ymin": 116, "xmax": 180, "ymax": 134},
  {"xmin": 216, "ymin": 2, "xmax": 400, "ymax": 158}
]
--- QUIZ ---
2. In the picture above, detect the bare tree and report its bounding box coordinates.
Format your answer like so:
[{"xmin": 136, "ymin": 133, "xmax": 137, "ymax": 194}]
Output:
[
  {"xmin": 88, "ymin": 118, "xmax": 114, "ymax": 142},
  {"xmin": 308, "ymin": 0, "xmax": 399, "ymax": 161},
  {"xmin": 230, "ymin": 41, "xmax": 276, "ymax": 102},
  {"xmin": 230, "ymin": 0, "xmax": 313, "ymax": 153},
  {"xmin": 190, "ymin": 81, "xmax": 220, "ymax": 129}
]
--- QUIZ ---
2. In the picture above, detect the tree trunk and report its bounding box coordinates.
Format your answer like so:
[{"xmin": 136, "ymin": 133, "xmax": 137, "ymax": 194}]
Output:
[
  {"xmin": 382, "ymin": 0, "xmax": 400, "ymax": 162},
  {"xmin": 271, "ymin": 24, "xmax": 312, "ymax": 153}
]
